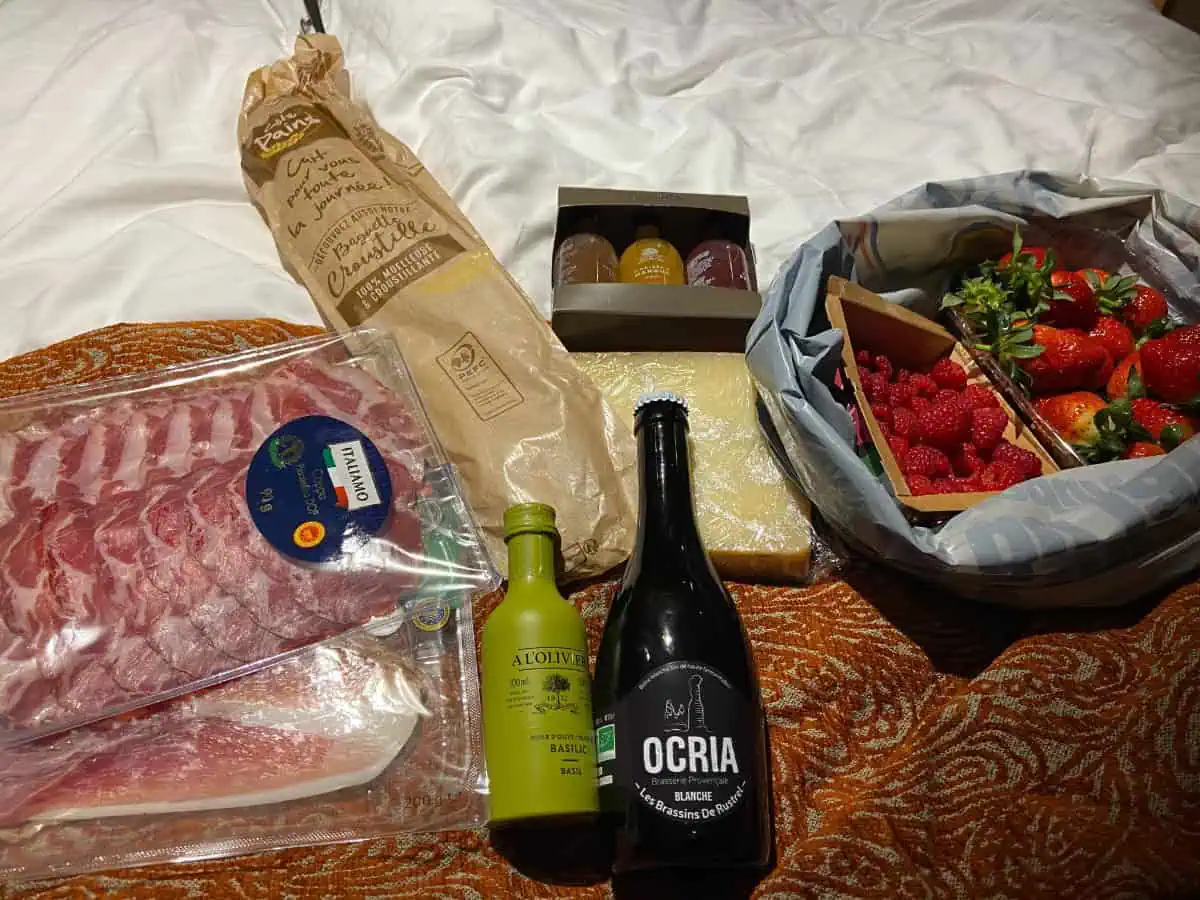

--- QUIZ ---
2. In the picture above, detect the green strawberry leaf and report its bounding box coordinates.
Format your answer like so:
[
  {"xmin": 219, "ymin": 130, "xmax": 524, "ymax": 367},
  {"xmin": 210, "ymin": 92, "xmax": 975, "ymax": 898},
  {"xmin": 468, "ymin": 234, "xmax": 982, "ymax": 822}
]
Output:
[
  {"xmin": 1007, "ymin": 344, "xmax": 1045, "ymax": 359},
  {"xmin": 1126, "ymin": 366, "xmax": 1146, "ymax": 400}
]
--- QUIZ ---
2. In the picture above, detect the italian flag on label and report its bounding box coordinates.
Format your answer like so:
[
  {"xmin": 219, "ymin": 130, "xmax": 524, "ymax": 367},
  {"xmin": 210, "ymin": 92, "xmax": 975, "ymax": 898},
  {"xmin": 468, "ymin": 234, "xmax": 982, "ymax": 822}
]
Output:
[{"xmin": 322, "ymin": 440, "xmax": 382, "ymax": 511}]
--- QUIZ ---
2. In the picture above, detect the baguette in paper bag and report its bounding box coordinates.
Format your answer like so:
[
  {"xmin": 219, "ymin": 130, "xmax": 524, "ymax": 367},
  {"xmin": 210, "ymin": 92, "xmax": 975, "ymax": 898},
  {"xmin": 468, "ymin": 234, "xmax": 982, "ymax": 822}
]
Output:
[{"xmin": 238, "ymin": 35, "xmax": 636, "ymax": 579}]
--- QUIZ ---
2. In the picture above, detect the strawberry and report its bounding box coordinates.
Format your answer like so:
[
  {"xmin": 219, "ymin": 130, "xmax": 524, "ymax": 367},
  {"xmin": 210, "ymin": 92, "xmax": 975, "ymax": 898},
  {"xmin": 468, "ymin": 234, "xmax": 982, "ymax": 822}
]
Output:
[
  {"xmin": 979, "ymin": 460, "xmax": 1027, "ymax": 491},
  {"xmin": 861, "ymin": 371, "xmax": 889, "ymax": 404},
  {"xmin": 953, "ymin": 442, "xmax": 986, "ymax": 476},
  {"xmin": 1033, "ymin": 392, "xmax": 1108, "ymax": 444},
  {"xmin": 1140, "ymin": 326, "xmax": 1200, "ymax": 405},
  {"xmin": 901, "ymin": 445, "xmax": 952, "ymax": 479},
  {"xmin": 891, "ymin": 407, "xmax": 921, "ymax": 442},
  {"xmin": 855, "ymin": 349, "xmax": 872, "ymax": 368},
  {"xmin": 998, "ymin": 244, "xmax": 1051, "ymax": 270},
  {"xmin": 887, "ymin": 380, "xmax": 916, "ymax": 409},
  {"xmin": 930, "ymin": 358, "xmax": 968, "ymax": 391},
  {"xmin": 910, "ymin": 373, "xmax": 940, "ymax": 398},
  {"xmin": 888, "ymin": 434, "xmax": 911, "ymax": 459},
  {"xmin": 1106, "ymin": 351, "xmax": 1143, "ymax": 400},
  {"xmin": 1130, "ymin": 398, "xmax": 1197, "ymax": 450},
  {"xmin": 992, "ymin": 230, "xmax": 1057, "ymax": 314},
  {"xmin": 1036, "ymin": 394, "xmax": 1140, "ymax": 463},
  {"xmin": 907, "ymin": 473, "xmax": 935, "ymax": 496},
  {"xmin": 963, "ymin": 384, "xmax": 1001, "ymax": 410},
  {"xmin": 1087, "ymin": 316, "xmax": 1134, "ymax": 364},
  {"xmin": 1123, "ymin": 285, "xmax": 1170, "ymax": 337},
  {"xmin": 1045, "ymin": 270, "xmax": 1098, "ymax": 331},
  {"xmin": 1090, "ymin": 271, "xmax": 1138, "ymax": 317},
  {"xmin": 917, "ymin": 399, "xmax": 971, "ymax": 452},
  {"xmin": 969, "ymin": 407, "xmax": 1009, "ymax": 452},
  {"xmin": 873, "ymin": 354, "xmax": 894, "ymax": 381},
  {"xmin": 992, "ymin": 441, "xmax": 1043, "ymax": 479},
  {"xmin": 1019, "ymin": 325, "xmax": 1113, "ymax": 394},
  {"xmin": 1123, "ymin": 441, "xmax": 1166, "ymax": 459}
]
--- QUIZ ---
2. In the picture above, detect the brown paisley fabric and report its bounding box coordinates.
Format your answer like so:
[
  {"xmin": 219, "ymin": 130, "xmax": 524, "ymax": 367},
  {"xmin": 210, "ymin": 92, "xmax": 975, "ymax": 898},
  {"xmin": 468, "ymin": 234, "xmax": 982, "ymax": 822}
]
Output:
[{"xmin": 3, "ymin": 320, "xmax": 1200, "ymax": 899}]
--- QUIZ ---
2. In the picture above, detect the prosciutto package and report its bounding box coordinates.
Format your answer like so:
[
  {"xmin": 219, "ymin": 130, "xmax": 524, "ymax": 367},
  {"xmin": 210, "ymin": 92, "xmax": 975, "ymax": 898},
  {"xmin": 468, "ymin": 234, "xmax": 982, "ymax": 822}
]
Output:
[
  {"xmin": 0, "ymin": 611, "xmax": 489, "ymax": 880},
  {"xmin": 0, "ymin": 329, "xmax": 497, "ymax": 745}
]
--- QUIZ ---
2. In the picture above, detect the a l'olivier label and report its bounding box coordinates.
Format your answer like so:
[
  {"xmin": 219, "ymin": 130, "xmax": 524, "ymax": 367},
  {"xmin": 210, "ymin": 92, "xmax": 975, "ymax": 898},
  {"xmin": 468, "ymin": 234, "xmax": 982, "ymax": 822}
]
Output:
[
  {"xmin": 246, "ymin": 415, "xmax": 392, "ymax": 564},
  {"xmin": 615, "ymin": 660, "xmax": 750, "ymax": 823},
  {"xmin": 505, "ymin": 646, "xmax": 594, "ymax": 775}
]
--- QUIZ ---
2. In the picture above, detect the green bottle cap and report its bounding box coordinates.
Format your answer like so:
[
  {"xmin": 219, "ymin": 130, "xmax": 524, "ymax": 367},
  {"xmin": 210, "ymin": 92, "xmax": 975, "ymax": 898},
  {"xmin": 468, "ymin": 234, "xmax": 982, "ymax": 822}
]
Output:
[{"xmin": 503, "ymin": 502, "xmax": 558, "ymax": 541}]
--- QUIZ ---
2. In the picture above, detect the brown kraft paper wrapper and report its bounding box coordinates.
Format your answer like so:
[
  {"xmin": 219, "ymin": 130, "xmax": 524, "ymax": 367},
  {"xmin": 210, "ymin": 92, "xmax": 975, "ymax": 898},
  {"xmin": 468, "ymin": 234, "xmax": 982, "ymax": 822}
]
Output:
[{"xmin": 238, "ymin": 35, "xmax": 637, "ymax": 579}]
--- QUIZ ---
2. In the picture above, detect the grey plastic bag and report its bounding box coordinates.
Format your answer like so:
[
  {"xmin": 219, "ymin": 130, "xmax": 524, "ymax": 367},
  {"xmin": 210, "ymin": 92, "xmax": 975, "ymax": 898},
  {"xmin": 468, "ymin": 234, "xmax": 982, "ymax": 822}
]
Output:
[{"xmin": 747, "ymin": 171, "xmax": 1200, "ymax": 608}]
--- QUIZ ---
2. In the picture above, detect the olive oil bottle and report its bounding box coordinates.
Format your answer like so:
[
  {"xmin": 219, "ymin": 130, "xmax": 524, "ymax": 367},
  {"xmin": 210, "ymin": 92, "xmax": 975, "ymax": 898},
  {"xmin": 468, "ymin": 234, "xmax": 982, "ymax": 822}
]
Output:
[{"xmin": 482, "ymin": 503, "xmax": 599, "ymax": 825}]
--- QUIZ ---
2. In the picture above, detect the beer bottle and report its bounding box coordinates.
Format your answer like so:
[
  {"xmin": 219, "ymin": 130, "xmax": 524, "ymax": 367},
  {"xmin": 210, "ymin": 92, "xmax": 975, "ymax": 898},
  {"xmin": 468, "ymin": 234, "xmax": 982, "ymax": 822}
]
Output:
[{"xmin": 592, "ymin": 391, "xmax": 772, "ymax": 875}]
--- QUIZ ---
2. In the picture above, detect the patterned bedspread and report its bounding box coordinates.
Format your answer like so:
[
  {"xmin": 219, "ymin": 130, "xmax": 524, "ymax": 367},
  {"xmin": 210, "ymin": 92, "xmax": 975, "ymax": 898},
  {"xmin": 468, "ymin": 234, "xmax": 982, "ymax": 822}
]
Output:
[{"xmin": 3, "ymin": 321, "xmax": 1199, "ymax": 899}]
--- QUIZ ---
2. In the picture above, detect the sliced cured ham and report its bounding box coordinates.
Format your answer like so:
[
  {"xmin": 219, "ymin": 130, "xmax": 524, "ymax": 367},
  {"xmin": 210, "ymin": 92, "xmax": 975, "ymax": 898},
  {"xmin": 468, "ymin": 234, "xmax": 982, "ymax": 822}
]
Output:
[
  {"xmin": 0, "ymin": 634, "xmax": 424, "ymax": 824},
  {"xmin": 0, "ymin": 351, "xmax": 432, "ymax": 742}
]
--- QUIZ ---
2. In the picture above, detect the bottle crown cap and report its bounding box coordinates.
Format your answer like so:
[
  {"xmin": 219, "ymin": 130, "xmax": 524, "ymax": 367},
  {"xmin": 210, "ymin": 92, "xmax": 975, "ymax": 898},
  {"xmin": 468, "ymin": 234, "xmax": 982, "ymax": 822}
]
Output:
[
  {"xmin": 634, "ymin": 390, "xmax": 689, "ymax": 415},
  {"xmin": 502, "ymin": 502, "xmax": 558, "ymax": 541}
]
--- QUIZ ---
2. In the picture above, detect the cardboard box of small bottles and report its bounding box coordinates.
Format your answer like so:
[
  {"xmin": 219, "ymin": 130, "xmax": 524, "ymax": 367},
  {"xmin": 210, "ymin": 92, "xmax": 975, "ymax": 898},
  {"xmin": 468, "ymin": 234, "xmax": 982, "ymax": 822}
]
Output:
[{"xmin": 550, "ymin": 187, "xmax": 763, "ymax": 352}]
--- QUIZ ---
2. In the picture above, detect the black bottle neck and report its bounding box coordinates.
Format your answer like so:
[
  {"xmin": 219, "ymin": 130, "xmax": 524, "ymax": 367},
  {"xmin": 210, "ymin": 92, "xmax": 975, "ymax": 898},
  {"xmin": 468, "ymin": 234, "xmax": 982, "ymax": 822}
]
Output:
[{"xmin": 626, "ymin": 406, "xmax": 713, "ymax": 580}]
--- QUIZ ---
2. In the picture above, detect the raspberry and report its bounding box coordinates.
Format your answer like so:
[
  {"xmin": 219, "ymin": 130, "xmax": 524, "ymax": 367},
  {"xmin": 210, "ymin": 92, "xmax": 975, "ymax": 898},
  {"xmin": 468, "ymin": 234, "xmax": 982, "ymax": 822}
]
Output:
[
  {"xmin": 936, "ymin": 389, "xmax": 960, "ymax": 407},
  {"xmin": 871, "ymin": 402, "xmax": 893, "ymax": 427},
  {"xmin": 963, "ymin": 384, "xmax": 1001, "ymax": 410},
  {"xmin": 900, "ymin": 445, "xmax": 952, "ymax": 479},
  {"xmin": 907, "ymin": 473, "xmax": 935, "ymax": 496},
  {"xmin": 979, "ymin": 460, "xmax": 1026, "ymax": 491},
  {"xmin": 992, "ymin": 442, "xmax": 1042, "ymax": 479},
  {"xmin": 891, "ymin": 407, "xmax": 921, "ymax": 441},
  {"xmin": 887, "ymin": 434, "xmax": 910, "ymax": 459},
  {"xmin": 970, "ymin": 407, "xmax": 1009, "ymax": 452},
  {"xmin": 911, "ymin": 395, "xmax": 933, "ymax": 414},
  {"xmin": 916, "ymin": 399, "xmax": 971, "ymax": 452},
  {"xmin": 873, "ymin": 354, "xmax": 894, "ymax": 382},
  {"xmin": 947, "ymin": 474, "xmax": 983, "ymax": 493},
  {"xmin": 887, "ymin": 380, "xmax": 916, "ymax": 409},
  {"xmin": 930, "ymin": 478, "xmax": 956, "ymax": 494},
  {"xmin": 953, "ymin": 442, "xmax": 985, "ymax": 476},
  {"xmin": 855, "ymin": 349, "xmax": 872, "ymax": 368},
  {"xmin": 896, "ymin": 369, "xmax": 914, "ymax": 383},
  {"xmin": 930, "ymin": 358, "xmax": 969, "ymax": 391},
  {"xmin": 861, "ymin": 371, "xmax": 889, "ymax": 403},
  {"xmin": 910, "ymin": 373, "xmax": 939, "ymax": 398}
]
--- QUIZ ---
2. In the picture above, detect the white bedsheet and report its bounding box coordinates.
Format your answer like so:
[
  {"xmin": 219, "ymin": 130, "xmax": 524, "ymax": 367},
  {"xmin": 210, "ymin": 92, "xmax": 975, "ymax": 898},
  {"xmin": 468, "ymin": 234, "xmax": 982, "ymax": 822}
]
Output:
[{"xmin": 1, "ymin": 0, "xmax": 1198, "ymax": 359}]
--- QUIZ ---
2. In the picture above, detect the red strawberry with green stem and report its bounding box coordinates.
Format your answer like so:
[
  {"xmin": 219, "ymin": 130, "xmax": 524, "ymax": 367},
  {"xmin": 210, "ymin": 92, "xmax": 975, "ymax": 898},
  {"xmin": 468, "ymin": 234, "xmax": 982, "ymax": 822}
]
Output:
[
  {"xmin": 1087, "ymin": 316, "xmax": 1134, "ymax": 365},
  {"xmin": 1106, "ymin": 351, "xmax": 1143, "ymax": 400},
  {"xmin": 1045, "ymin": 270, "xmax": 1098, "ymax": 331},
  {"xmin": 1034, "ymin": 391, "xmax": 1129, "ymax": 461},
  {"xmin": 1019, "ymin": 325, "xmax": 1113, "ymax": 394},
  {"xmin": 1140, "ymin": 325, "xmax": 1200, "ymax": 405},
  {"xmin": 1091, "ymin": 273, "xmax": 1172, "ymax": 338},
  {"xmin": 1130, "ymin": 398, "xmax": 1197, "ymax": 450}
]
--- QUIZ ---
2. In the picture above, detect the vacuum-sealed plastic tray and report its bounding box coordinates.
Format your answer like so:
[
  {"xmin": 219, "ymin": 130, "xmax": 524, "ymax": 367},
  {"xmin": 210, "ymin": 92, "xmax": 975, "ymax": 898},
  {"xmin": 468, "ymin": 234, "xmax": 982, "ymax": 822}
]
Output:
[{"xmin": 0, "ymin": 328, "xmax": 498, "ymax": 747}]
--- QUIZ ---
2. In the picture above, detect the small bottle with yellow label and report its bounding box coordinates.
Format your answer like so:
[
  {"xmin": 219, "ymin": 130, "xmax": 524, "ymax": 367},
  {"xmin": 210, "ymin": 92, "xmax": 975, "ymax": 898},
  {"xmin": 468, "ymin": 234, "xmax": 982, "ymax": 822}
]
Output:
[{"xmin": 619, "ymin": 222, "xmax": 685, "ymax": 285}]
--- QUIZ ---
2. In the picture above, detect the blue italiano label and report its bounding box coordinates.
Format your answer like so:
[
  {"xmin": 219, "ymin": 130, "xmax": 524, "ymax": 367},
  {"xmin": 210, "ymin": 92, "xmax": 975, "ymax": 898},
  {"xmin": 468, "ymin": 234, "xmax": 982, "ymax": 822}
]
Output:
[{"xmin": 246, "ymin": 415, "xmax": 393, "ymax": 564}]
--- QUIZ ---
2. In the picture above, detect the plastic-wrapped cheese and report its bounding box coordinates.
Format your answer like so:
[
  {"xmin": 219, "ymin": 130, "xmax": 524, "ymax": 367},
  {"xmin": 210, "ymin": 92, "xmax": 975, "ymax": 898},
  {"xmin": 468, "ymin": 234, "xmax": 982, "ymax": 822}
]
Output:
[{"xmin": 572, "ymin": 352, "xmax": 812, "ymax": 582}]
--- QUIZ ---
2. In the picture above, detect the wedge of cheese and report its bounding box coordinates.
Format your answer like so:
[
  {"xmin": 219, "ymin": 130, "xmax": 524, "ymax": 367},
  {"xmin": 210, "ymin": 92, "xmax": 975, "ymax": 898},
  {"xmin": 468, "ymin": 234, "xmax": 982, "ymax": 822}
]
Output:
[{"xmin": 572, "ymin": 352, "xmax": 811, "ymax": 582}]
